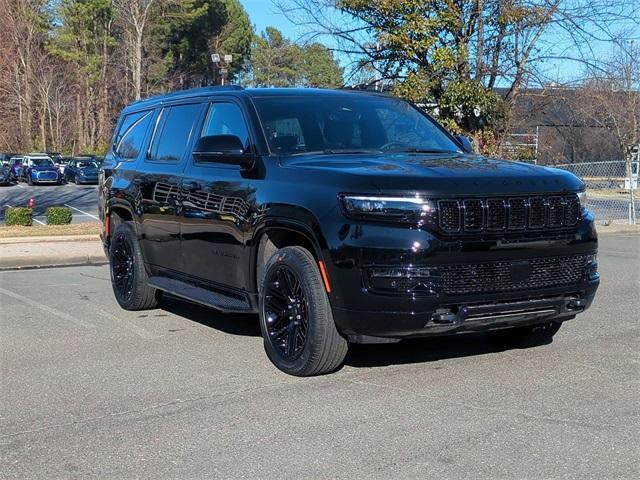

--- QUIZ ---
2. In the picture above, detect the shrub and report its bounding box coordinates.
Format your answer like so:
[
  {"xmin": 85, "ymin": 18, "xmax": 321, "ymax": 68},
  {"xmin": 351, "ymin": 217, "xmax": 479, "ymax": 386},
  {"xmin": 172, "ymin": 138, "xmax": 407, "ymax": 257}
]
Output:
[
  {"xmin": 46, "ymin": 206, "xmax": 72, "ymax": 225},
  {"xmin": 5, "ymin": 207, "xmax": 33, "ymax": 226}
]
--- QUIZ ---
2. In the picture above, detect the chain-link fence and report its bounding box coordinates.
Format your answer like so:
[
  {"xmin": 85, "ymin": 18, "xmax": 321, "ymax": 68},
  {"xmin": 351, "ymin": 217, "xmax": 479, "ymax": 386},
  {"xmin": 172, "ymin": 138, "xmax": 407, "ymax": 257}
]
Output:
[{"xmin": 553, "ymin": 160, "xmax": 638, "ymax": 224}]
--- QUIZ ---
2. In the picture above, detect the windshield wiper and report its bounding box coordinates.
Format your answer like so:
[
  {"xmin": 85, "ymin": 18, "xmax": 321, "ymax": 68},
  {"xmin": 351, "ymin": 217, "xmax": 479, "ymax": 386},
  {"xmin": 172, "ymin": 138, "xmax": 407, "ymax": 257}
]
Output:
[
  {"xmin": 290, "ymin": 149, "xmax": 382, "ymax": 156},
  {"xmin": 386, "ymin": 148, "xmax": 460, "ymax": 154}
]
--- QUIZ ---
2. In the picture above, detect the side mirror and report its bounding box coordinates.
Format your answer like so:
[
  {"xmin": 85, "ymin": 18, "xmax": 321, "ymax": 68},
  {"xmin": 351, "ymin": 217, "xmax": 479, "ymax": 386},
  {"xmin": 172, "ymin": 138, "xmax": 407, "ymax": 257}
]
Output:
[
  {"xmin": 193, "ymin": 135, "xmax": 253, "ymax": 167},
  {"xmin": 455, "ymin": 135, "xmax": 474, "ymax": 154}
]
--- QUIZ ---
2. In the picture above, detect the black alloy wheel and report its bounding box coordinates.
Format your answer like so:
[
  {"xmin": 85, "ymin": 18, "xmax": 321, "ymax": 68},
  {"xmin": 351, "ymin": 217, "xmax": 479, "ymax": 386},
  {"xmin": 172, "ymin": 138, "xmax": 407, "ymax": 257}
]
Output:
[
  {"xmin": 111, "ymin": 231, "xmax": 135, "ymax": 302},
  {"xmin": 108, "ymin": 222, "xmax": 159, "ymax": 310},
  {"xmin": 259, "ymin": 246, "xmax": 348, "ymax": 376},
  {"xmin": 263, "ymin": 265, "xmax": 309, "ymax": 361}
]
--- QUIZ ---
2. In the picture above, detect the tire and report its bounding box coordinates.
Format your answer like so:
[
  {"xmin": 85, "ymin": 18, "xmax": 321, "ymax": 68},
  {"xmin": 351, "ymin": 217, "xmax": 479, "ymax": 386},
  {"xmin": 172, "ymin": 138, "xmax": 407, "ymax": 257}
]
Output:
[
  {"xmin": 74, "ymin": 176, "xmax": 79, "ymax": 185},
  {"xmin": 487, "ymin": 320, "xmax": 563, "ymax": 348},
  {"xmin": 109, "ymin": 221, "xmax": 159, "ymax": 310},
  {"xmin": 258, "ymin": 246, "xmax": 348, "ymax": 376},
  {"xmin": 27, "ymin": 174, "xmax": 33, "ymax": 186}
]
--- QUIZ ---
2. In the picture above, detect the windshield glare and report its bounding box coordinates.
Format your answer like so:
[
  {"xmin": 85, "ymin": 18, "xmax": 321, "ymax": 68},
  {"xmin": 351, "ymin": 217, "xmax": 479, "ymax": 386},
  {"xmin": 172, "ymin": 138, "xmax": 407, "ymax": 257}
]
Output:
[
  {"xmin": 253, "ymin": 95, "xmax": 461, "ymax": 155},
  {"xmin": 77, "ymin": 161, "xmax": 98, "ymax": 169},
  {"xmin": 31, "ymin": 158, "xmax": 54, "ymax": 167}
]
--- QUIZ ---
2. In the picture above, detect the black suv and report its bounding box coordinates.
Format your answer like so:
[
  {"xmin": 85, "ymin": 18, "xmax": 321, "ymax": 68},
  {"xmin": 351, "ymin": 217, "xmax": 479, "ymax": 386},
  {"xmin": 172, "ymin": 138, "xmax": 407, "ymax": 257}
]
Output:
[{"xmin": 99, "ymin": 86, "xmax": 599, "ymax": 376}]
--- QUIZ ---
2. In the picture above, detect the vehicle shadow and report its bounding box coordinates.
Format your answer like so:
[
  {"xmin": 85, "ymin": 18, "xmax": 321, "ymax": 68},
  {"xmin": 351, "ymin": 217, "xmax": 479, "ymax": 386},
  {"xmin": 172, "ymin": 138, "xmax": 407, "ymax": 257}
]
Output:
[
  {"xmin": 161, "ymin": 297, "xmax": 262, "ymax": 337},
  {"xmin": 343, "ymin": 333, "xmax": 525, "ymax": 369},
  {"xmin": 158, "ymin": 297, "xmax": 537, "ymax": 369}
]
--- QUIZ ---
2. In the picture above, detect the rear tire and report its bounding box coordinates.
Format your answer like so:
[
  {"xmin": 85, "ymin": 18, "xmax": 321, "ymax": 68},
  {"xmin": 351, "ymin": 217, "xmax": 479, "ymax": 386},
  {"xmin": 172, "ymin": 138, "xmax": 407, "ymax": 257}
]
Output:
[
  {"xmin": 487, "ymin": 321, "xmax": 563, "ymax": 348},
  {"xmin": 109, "ymin": 222, "xmax": 158, "ymax": 310},
  {"xmin": 258, "ymin": 246, "xmax": 347, "ymax": 376}
]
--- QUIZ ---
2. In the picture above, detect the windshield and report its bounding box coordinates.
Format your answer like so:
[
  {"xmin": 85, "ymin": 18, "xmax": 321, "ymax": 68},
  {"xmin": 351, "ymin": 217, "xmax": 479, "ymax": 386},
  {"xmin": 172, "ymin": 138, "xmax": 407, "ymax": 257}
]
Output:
[
  {"xmin": 77, "ymin": 161, "xmax": 98, "ymax": 169},
  {"xmin": 30, "ymin": 158, "xmax": 54, "ymax": 167},
  {"xmin": 253, "ymin": 95, "xmax": 461, "ymax": 155}
]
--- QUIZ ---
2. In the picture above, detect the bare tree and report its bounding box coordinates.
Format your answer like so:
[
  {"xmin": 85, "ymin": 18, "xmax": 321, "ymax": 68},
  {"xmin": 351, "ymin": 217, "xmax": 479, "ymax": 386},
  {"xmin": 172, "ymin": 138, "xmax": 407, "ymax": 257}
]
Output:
[{"xmin": 114, "ymin": 0, "xmax": 157, "ymax": 100}]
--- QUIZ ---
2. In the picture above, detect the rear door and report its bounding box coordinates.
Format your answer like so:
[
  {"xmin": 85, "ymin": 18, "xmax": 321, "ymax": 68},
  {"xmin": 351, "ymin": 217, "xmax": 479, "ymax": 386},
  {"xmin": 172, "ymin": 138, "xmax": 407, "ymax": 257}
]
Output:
[
  {"xmin": 180, "ymin": 99, "xmax": 257, "ymax": 291},
  {"xmin": 136, "ymin": 102, "xmax": 205, "ymax": 274}
]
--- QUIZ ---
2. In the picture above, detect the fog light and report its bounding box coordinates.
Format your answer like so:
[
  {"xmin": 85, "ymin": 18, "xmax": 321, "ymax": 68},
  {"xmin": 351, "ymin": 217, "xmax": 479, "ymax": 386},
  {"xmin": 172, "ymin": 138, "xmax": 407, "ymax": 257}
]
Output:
[{"xmin": 369, "ymin": 266, "xmax": 442, "ymax": 294}]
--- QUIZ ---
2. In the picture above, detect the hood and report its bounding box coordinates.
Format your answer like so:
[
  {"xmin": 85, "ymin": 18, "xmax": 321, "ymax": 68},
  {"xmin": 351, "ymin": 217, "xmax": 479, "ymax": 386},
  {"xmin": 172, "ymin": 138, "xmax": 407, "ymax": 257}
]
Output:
[
  {"xmin": 78, "ymin": 167, "xmax": 99, "ymax": 175},
  {"xmin": 281, "ymin": 152, "xmax": 584, "ymax": 195}
]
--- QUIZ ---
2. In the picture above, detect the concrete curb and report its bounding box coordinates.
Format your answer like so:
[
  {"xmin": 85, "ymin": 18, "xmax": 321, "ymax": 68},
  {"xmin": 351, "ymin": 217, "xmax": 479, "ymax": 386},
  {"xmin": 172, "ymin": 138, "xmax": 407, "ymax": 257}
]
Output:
[
  {"xmin": 0, "ymin": 237, "xmax": 106, "ymax": 271},
  {"xmin": 0, "ymin": 254, "xmax": 108, "ymax": 271},
  {"xmin": 0, "ymin": 235, "xmax": 100, "ymax": 244}
]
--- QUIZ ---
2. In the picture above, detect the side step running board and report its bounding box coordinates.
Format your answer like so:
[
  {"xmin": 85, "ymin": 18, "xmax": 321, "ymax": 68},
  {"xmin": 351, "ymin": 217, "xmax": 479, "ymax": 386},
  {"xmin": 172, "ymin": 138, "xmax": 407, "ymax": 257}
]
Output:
[{"xmin": 148, "ymin": 276, "xmax": 252, "ymax": 313}]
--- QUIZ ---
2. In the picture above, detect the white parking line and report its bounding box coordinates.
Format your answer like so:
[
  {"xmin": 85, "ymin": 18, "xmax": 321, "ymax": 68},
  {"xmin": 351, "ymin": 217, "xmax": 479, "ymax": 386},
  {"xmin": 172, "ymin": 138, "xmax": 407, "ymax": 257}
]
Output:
[
  {"xmin": 64, "ymin": 204, "xmax": 100, "ymax": 221},
  {"xmin": 0, "ymin": 286, "xmax": 95, "ymax": 329}
]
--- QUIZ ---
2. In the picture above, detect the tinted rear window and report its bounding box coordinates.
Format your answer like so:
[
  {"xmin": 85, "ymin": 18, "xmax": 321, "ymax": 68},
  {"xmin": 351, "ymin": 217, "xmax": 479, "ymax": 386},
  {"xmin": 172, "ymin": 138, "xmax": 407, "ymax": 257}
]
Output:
[
  {"xmin": 148, "ymin": 104, "xmax": 201, "ymax": 162},
  {"xmin": 114, "ymin": 110, "xmax": 153, "ymax": 160}
]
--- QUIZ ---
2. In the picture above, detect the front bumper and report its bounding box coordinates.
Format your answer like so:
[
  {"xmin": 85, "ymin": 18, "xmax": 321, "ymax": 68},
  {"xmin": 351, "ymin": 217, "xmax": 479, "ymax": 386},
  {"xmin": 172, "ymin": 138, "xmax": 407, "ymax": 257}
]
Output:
[
  {"xmin": 333, "ymin": 281, "xmax": 598, "ymax": 340},
  {"xmin": 323, "ymin": 212, "xmax": 599, "ymax": 339}
]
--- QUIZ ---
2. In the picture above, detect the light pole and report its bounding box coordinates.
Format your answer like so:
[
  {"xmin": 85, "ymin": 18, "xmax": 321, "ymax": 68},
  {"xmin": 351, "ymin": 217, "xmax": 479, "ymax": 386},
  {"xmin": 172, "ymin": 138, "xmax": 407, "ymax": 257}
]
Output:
[{"xmin": 210, "ymin": 53, "xmax": 233, "ymax": 86}]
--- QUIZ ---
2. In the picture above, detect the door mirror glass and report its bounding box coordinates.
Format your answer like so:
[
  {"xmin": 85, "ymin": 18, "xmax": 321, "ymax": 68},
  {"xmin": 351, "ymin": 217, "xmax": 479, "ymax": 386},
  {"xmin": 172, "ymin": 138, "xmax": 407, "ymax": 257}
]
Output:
[
  {"xmin": 193, "ymin": 135, "xmax": 252, "ymax": 166},
  {"xmin": 455, "ymin": 135, "xmax": 474, "ymax": 154}
]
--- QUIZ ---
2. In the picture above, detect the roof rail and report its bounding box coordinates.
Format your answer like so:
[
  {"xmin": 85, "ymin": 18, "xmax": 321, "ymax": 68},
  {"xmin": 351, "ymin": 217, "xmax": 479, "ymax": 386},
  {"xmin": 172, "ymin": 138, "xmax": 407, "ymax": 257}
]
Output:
[{"xmin": 127, "ymin": 85, "xmax": 244, "ymax": 108}]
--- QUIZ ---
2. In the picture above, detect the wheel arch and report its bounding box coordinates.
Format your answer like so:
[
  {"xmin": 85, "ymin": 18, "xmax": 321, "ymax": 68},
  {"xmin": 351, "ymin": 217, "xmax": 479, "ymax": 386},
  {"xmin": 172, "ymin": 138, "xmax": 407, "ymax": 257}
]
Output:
[{"xmin": 251, "ymin": 217, "xmax": 328, "ymax": 295}]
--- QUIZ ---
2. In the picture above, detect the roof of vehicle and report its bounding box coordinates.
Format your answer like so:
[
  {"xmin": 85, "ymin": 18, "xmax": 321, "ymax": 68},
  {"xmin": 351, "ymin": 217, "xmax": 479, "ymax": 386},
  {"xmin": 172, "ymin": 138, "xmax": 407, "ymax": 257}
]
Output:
[{"xmin": 123, "ymin": 86, "xmax": 390, "ymax": 113}]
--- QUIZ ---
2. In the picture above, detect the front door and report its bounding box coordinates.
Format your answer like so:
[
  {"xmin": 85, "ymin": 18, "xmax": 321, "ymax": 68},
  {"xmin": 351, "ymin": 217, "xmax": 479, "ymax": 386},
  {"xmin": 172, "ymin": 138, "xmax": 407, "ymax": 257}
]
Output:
[{"xmin": 180, "ymin": 100, "xmax": 256, "ymax": 292}]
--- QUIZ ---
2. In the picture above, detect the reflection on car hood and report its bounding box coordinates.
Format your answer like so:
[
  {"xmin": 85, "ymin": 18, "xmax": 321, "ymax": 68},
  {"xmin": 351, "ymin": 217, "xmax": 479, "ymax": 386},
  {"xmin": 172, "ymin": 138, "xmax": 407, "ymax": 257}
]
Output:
[
  {"xmin": 78, "ymin": 168, "xmax": 99, "ymax": 175},
  {"xmin": 281, "ymin": 152, "xmax": 584, "ymax": 194}
]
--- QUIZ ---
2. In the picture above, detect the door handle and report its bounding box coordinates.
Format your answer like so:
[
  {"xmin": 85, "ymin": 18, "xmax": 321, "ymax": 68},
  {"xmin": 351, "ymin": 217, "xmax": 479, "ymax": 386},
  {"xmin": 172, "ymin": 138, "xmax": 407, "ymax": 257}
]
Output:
[{"xmin": 187, "ymin": 181, "xmax": 201, "ymax": 192}]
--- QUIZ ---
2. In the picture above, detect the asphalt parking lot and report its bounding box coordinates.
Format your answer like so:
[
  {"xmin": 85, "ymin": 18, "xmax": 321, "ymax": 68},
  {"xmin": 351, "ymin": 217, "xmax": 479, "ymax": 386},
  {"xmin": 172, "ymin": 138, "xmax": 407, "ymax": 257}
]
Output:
[
  {"xmin": 0, "ymin": 183, "xmax": 99, "ymax": 225},
  {"xmin": 1, "ymin": 234, "xmax": 638, "ymax": 479}
]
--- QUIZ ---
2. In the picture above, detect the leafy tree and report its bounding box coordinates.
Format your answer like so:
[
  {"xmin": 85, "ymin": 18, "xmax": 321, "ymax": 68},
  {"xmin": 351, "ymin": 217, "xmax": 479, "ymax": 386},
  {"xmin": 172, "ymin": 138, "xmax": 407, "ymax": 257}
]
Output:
[
  {"xmin": 300, "ymin": 42, "xmax": 343, "ymax": 88},
  {"xmin": 250, "ymin": 27, "xmax": 342, "ymax": 87},
  {"xmin": 167, "ymin": 0, "xmax": 252, "ymax": 86}
]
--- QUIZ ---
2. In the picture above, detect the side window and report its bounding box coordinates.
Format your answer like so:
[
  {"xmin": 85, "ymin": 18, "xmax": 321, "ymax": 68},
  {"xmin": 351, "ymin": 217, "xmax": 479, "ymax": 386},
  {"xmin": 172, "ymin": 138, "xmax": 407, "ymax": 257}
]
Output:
[
  {"xmin": 201, "ymin": 103, "xmax": 250, "ymax": 149},
  {"xmin": 114, "ymin": 110, "xmax": 153, "ymax": 160},
  {"xmin": 148, "ymin": 104, "xmax": 201, "ymax": 163}
]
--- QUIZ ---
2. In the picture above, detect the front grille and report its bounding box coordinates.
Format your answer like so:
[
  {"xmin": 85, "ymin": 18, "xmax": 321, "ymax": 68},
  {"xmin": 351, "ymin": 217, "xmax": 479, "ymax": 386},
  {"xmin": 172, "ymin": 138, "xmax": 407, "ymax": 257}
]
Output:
[
  {"xmin": 440, "ymin": 254, "xmax": 591, "ymax": 295},
  {"xmin": 435, "ymin": 194, "xmax": 581, "ymax": 234},
  {"xmin": 36, "ymin": 171, "xmax": 57, "ymax": 181}
]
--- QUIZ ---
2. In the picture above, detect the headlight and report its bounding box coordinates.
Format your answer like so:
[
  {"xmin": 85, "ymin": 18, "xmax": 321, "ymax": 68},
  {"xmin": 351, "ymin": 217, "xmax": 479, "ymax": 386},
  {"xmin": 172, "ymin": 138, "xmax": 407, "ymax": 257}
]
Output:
[
  {"xmin": 340, "ymin": 195, "xmax": 436, "ymax": 223},
  {"xmin": 577, "ymin": 190, "xmax": 587, "ymax": 206}
]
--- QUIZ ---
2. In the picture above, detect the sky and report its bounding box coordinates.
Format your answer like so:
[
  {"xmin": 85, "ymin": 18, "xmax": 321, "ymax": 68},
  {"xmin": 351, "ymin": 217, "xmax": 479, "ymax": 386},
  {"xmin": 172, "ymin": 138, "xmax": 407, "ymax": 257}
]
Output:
[{"xmin": 238, "ymin": 0, "xmax": 299, "ymax": 38}]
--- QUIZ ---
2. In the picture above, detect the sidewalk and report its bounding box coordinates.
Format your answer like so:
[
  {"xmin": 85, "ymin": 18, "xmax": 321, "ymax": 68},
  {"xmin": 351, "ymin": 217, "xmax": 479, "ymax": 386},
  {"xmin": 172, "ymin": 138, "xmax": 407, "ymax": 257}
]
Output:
[{"xmin": 0, "ymin": 235, "xmax": 106, "ymax": 270}]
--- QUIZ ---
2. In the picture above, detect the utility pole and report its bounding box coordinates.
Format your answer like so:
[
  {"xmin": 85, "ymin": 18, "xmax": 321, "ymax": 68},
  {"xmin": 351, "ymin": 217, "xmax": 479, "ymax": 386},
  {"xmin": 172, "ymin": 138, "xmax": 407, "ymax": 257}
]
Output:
[{"xmin": 210, "ymin": 53, "xmax": 233, "ymax": 86}]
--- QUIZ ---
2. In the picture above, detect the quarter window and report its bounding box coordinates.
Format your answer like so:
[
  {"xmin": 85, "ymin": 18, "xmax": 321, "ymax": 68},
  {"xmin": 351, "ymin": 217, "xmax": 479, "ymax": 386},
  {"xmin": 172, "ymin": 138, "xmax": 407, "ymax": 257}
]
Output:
[
  {"xmin": 201, "ymin": 103, "xmax": 250, "ymax": 149},
  {"xmin": 148, "ymin": 104, "xmax": 201, "ymax": 163},
  {"xmin": 114, "ymin": 110, "xmax": 153, "ymax": 160}
]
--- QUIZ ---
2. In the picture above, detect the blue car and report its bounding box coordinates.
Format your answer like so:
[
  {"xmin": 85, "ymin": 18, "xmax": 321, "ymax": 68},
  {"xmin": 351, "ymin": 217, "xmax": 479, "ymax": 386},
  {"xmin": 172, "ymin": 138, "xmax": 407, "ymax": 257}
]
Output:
[
  {"xmin": 64, "ymin": 157, "xmax": 100, "ymax": 185},
  {"xmin": 19, "ymin": 155, "xmax": 62, "ymax": 185}
]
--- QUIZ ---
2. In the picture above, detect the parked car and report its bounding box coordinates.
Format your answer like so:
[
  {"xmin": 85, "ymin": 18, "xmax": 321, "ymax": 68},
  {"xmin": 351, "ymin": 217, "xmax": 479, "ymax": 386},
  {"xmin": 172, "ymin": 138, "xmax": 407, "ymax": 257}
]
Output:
[
  {"xmin": 7, "ymin": 156, "xmax": 23, "ymax": 182},
  {"xmin": 64, "ymin": 157, "xmax": 100, "ymax": 184},
  {"xmin": 0, "ymin": 164, "xmax": 12, "ymax": 185},
  {"xmin": 19, "ymin": 154, "xmax": 62, "ymax": 185},
  {"xmin": 56, "ymin": 156, "xmax": 71, "ymax": 175},
  {"xmin": 100, "ymin": 86, "xmax": 599, "ymax": 376}
]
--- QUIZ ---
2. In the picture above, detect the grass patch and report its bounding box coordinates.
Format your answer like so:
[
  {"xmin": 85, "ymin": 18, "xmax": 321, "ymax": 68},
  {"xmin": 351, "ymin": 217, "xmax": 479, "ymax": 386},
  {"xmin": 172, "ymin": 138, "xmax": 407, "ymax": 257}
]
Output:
[{"xmin": 0, "ymin": 222, "xmax": 101, "ymax": 238}]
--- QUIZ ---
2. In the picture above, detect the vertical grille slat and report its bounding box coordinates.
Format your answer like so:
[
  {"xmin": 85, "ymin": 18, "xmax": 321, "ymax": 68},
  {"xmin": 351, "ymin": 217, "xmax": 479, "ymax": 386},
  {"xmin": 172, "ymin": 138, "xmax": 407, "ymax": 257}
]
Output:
[
  {"xmin": 463, "ymin": 199, "xmax": 484, "ymax": 232},
  {"xmin": 508, "ymin": 198, "xmax": 527, "ymax": 229},
  {"xmin": 564, "ymin": 194, "xmax": 581, "ymax": 226},
  {"xmin": 548, "ymin": 196, "xmax": 564, "ymax": 227},
  {"xmin": 438, "ymin": 200, "xmax": 461, "ymax": 233},
  {"xmin": 434, "ymin": 194, "xmax": 582, "ymax": 234},
  {"xmin": 528, "ymin": 197, "xmax": 546, "ymax": 228}
]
